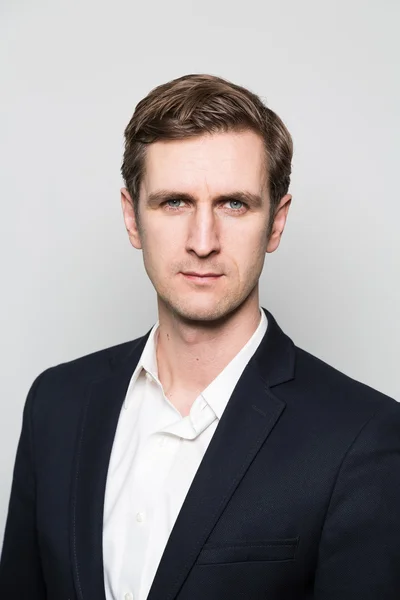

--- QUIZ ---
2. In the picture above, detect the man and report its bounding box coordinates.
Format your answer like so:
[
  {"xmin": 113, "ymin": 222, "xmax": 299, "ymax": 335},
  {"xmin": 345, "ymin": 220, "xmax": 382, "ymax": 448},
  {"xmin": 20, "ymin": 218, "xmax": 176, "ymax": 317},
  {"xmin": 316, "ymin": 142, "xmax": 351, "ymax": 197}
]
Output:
[{"xmin": 1, "ymin": 74, "xmax": 399, "ymax": 600}]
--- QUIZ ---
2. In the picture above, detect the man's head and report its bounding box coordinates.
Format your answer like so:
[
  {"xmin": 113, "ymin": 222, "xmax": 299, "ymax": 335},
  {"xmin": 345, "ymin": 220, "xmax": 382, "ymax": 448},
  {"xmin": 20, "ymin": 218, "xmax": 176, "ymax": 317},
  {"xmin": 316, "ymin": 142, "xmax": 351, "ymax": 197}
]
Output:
[{"xmin": 120, "ymin": 74, "xmax": 293, "ymax": 323}]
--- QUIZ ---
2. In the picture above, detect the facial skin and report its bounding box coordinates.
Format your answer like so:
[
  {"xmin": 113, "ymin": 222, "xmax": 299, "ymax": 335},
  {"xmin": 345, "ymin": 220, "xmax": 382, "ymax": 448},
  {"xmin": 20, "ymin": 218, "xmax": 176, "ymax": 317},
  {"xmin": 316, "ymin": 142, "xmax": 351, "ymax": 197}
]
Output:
[{"xmin": 121, "ymin": 130, "xmax": 291, "ymax": 327}]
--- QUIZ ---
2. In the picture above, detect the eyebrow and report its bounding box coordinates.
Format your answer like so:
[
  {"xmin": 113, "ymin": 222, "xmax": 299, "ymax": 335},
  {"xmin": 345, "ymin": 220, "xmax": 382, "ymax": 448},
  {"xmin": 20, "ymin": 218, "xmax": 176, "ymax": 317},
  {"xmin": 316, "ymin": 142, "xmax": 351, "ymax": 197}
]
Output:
[{"xmin": 146, "ymin": 190, "xmax": 263, "ymax": 208}]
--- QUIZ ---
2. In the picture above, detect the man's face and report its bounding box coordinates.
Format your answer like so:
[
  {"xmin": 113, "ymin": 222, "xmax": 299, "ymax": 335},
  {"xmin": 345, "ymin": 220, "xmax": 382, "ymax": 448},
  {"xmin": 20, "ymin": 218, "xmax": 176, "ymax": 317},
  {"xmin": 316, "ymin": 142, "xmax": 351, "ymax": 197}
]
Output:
[{"xmin": 121, "ymin": 130, "xmax": 291, "ymax": 322}]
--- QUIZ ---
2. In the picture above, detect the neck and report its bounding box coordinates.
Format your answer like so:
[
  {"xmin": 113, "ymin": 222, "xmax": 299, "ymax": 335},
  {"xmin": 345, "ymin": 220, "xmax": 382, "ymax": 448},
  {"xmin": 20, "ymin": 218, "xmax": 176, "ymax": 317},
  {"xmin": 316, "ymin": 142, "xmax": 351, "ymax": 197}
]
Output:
[{"xmin": 155, "ymin": 293, "xmax": 262, "ymax": 396}]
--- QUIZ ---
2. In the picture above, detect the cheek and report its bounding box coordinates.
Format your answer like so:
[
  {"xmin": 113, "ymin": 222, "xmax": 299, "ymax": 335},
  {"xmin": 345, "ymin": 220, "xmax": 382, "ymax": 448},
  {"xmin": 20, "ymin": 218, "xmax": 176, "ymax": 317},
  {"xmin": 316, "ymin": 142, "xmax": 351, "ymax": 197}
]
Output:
[
  {"xmin": 224, "ymin": 224, "xmax": 267, "ymax": 263},
  {"xmin": 142, "ymin": 223, "xmax": 183, "ymax": 265}
]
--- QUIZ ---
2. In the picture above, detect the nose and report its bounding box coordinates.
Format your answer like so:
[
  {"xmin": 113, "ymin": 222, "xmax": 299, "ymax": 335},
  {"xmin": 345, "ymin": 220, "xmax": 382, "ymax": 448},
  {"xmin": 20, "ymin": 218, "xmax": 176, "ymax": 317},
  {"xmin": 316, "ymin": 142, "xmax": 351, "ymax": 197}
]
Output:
[{"xmin": 185, "ymin": 204, "xmax": 221, "ymax": 258}]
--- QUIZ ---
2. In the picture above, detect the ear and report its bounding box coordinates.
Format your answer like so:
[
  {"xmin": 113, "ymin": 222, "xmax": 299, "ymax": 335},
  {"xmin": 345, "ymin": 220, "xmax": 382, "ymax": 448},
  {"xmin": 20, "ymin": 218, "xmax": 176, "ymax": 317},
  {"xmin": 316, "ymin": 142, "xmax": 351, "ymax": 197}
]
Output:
[
  {"xmin": 121, "ymin": 187, "xmax": 142, "ymax": 249},
  {"xmin": 266, "ymin": 194, "xmax": 292, "ymax": 253}
]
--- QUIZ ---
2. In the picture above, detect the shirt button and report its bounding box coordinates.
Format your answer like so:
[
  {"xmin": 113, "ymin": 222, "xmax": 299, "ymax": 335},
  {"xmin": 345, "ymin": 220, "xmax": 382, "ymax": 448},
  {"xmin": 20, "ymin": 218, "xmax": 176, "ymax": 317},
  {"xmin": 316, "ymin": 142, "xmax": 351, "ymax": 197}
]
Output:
[
  {"xmin": 136, "ymin": 512, "xmax": 145, "ymax": 522},
  {"xmin": 124, "ymin": 593, "xmax": 133, "ymax": 600}
]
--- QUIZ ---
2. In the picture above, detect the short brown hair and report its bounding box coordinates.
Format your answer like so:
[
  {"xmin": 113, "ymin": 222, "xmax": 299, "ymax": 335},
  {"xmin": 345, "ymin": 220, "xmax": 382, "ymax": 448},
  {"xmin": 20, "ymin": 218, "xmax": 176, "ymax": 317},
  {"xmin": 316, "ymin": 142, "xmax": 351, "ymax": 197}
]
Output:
[{"xmin": 121, "ymin": 73, "xmax": 293, "ymax": 238}]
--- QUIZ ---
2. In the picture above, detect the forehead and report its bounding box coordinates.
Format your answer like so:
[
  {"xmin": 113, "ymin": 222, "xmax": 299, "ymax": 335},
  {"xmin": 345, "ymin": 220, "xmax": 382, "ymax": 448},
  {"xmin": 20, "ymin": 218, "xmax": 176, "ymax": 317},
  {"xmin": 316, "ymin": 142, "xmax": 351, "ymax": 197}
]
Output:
[{"xmin": 141, "ymin": 130, "xmax": 266, "ymax": 196}]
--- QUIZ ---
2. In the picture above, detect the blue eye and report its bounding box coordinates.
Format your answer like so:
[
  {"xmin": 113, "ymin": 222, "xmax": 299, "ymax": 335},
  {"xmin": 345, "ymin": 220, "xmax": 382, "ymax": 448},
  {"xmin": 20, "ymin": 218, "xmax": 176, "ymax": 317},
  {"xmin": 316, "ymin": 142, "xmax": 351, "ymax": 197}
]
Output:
[
  {"xmin": 166, "ymin": 199, "xmax": 184, "ymax": 209},
  {"xmin": 229, "ymin": 200, "xmax": 244, "ymax": 210}
]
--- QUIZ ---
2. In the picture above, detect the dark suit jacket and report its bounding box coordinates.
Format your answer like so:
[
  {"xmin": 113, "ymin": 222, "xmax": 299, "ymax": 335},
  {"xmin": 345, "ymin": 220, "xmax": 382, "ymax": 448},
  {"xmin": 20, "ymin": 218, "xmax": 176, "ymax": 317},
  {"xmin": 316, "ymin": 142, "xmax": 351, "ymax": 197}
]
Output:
[{"xmin": 1, "ymin": 308, "xmax": 400, "ymax": 599}]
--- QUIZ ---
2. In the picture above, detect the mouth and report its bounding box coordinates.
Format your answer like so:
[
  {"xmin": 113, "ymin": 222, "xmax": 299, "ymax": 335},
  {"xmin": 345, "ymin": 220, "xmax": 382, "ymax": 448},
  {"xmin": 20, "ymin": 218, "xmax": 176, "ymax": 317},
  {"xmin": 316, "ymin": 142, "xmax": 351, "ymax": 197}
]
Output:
[{"xmin": 181, "ymin": 272, "xmax": 223, "ymax": 283}]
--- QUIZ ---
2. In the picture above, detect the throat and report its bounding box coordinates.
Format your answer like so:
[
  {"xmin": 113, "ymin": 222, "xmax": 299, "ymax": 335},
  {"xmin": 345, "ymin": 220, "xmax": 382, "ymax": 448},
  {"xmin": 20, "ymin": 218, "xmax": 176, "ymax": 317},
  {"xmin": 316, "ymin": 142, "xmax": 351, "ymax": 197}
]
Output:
[{"xmin": 164, "ymin": 387, "xmax": 203, "ymax": 417}]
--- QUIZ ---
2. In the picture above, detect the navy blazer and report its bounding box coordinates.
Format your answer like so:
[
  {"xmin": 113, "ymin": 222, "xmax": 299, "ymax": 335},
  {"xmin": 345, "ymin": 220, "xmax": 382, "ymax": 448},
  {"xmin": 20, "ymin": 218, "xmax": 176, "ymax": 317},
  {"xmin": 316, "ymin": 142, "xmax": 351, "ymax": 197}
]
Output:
[{"xmin": 1, "ymin": 307, "xmax": 400, "ymax": 599}]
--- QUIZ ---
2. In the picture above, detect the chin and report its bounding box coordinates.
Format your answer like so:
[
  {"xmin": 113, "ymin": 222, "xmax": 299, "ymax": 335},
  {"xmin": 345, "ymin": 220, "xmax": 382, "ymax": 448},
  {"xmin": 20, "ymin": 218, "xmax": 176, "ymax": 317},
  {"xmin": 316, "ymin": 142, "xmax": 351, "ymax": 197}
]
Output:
[{"xmin": 163, "ymin": 294, "xmax": 242, "ymax": 324}]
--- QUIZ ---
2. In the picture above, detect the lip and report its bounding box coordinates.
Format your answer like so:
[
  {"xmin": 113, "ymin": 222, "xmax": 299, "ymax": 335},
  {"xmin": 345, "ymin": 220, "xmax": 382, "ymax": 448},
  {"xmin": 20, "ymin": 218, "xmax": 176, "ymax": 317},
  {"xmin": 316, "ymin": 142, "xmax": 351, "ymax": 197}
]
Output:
[
  {"xmin": 181, "ymin": 272, "xmax": 223, "ymax": 283},
  {"xmin": 182, "ymin": 272, "xmax": 222, "ymax": 277}
]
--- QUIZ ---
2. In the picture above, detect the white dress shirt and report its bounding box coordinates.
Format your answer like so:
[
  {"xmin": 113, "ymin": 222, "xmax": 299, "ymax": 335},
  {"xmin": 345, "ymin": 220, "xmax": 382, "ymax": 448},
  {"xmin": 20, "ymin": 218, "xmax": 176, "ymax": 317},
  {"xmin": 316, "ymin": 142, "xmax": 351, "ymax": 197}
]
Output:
[{"xmin": 103, "ymin": 307, "xmax": 268, "ymax": 600}]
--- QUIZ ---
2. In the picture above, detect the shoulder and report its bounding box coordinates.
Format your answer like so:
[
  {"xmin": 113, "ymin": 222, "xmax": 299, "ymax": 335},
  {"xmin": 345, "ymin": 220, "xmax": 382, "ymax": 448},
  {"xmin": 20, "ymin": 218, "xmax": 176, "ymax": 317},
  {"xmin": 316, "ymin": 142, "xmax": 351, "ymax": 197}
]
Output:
[
  {"xmin": 25, "ymin": 334, "xmax": 148, "ymax": 417},
  {"xmin": 49, "ymin": 336, "xmax": 143, "ymax": 378},
  {"xmin": 39, "ymin": 337, "xmax": 139, "ymax": 381},
  {"xmin": 265, "ymin": 343, "xmax": 400, "ymax": 476},
  {"xmin": 290, "ymin": 343, "xmax": 399, "ymax": 425}
]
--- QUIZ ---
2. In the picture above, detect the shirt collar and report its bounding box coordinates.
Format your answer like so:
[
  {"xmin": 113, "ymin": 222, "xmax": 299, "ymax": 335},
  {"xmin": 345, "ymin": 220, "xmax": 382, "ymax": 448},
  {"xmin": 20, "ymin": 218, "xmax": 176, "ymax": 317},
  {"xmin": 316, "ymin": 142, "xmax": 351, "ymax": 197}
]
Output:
[
  {"xmin": 200, "ymin": 307, "xmax": 267, "ymax": 419},
  {"xmin": 124, "ymin": 307, "xmax": 267, "ymax": 412},
  {"xmin": 123, "ymin": 322, "xmax": 160, "ymax": 409}
]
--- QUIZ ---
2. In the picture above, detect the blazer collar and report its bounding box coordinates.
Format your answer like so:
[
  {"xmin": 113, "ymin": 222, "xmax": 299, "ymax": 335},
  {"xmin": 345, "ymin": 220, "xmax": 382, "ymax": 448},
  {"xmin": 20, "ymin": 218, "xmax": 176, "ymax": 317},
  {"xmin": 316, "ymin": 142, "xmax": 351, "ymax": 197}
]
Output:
[{"xmin": 70, "ymin": 307, "xmax": 295, "ymax": 600}]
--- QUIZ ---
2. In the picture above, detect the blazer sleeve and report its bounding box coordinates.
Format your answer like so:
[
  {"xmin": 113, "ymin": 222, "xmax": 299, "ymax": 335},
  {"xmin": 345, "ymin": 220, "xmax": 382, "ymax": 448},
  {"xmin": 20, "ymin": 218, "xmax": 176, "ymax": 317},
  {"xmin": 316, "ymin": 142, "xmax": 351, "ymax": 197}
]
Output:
[
  {"xmin": 0, "ymin": 371, "xmax": 48, "ymax": 598},
  {"xmin": 314, "ymin": 400, "xmax": 400, "ymax": 599}
]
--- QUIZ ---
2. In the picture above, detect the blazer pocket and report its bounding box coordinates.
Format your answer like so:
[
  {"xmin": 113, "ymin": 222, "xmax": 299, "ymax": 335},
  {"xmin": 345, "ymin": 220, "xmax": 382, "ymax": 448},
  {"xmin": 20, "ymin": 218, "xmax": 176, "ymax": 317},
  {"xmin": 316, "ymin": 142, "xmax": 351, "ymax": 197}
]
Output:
[{"xmin": 196, "ymin": 537, "xmax": 299, "ymax": 565}]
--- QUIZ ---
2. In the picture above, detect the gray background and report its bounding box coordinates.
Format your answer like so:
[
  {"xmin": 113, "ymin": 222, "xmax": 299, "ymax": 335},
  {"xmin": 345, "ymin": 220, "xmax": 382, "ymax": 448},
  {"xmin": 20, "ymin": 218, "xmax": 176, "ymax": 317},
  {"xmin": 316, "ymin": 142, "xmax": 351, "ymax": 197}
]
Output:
[{"xmin": 1, "ymin": 0, "xmax": 399, "ymax": 546}]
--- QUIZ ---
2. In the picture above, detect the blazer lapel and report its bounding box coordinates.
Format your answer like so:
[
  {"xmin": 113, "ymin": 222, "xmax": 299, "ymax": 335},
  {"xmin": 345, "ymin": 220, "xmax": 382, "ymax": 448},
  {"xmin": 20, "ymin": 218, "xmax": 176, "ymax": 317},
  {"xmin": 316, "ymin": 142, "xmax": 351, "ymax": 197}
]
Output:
[
  {"xmin": 70, "ymin": 308, "xmax": 295, "ymax": 600},
  {"xmin": 70, "ymin": 334, "xmax": 150, "ymax": 600},
  {"xmin": 146, "ymin": 309, "xmax": 295, "ymax": 600}
]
